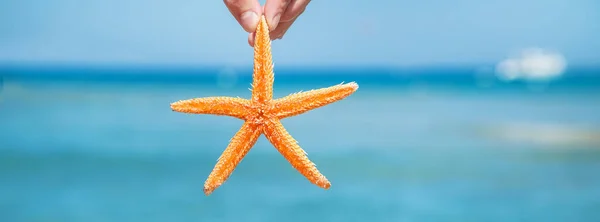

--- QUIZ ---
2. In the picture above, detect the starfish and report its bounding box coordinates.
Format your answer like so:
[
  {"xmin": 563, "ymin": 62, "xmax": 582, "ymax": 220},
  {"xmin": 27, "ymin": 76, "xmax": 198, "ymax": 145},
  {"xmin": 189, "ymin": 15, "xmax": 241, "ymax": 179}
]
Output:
[{"xmin": 171, "ymin": 15, "xmax": 358, "ymax": 195}]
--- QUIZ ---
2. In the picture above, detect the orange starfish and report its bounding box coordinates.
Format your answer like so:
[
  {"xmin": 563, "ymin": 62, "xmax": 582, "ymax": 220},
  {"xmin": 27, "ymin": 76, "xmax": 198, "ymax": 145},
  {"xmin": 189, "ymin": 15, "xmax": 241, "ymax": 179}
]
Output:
[{"xmin": 171, "ymin": 16, "xmax": 358, "ymax": 195}]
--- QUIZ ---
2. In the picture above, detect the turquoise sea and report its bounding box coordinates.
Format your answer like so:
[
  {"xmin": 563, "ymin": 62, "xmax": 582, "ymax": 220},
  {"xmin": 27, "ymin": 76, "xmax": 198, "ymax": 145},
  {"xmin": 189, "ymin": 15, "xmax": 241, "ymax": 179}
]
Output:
[{"xmin": 1, "ymin": 66, "xmax": 600, "ymax": 222}]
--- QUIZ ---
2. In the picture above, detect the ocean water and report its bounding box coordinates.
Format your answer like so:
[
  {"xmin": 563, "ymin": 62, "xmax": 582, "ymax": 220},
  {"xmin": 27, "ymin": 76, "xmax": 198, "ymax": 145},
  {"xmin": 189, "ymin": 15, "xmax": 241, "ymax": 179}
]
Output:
[{"xmin": 1, "ymin": 66, "xmax": 600, "ymax": 222}]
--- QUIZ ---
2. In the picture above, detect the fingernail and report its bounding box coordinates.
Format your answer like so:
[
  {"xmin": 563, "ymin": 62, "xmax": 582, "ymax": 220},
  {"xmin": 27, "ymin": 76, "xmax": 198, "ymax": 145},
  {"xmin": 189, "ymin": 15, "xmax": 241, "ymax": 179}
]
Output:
[
  {"xmin": 240, "ymin": 11, "xmax": 259, "ymax": 33},
  {"xmin": 270, "ymin": 14, "xmax": 281, "ymax": 31}
]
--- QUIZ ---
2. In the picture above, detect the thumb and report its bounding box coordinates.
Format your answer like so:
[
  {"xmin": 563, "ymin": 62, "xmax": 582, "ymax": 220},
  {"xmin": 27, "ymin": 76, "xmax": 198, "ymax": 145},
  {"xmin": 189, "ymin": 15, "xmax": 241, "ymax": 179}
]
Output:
[{"xmin": 224, "ymin": 0, "xmax": 262, "ymax": 33}]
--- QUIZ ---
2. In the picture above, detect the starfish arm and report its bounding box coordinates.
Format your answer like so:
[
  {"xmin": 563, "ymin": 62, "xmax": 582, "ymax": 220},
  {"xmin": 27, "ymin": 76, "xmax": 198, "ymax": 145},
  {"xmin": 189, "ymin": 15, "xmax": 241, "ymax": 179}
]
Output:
[
  {"xmin": 251, "ymin": 16, "xmax": 274, "ymax": 103},
  {"xmin": 170, "ymin": 97, "xmax": 251, "ymax": 119},
  {"xmin": 204, "ymin": 122, "xmax": 261, "ymax": 195},
  {"xmin": 272, "ymin": 82, "xmax": 359, "ymax": 119},
  {"xmin": 263, "ymin": 119, "xmax": 331, "ymax": 189}
]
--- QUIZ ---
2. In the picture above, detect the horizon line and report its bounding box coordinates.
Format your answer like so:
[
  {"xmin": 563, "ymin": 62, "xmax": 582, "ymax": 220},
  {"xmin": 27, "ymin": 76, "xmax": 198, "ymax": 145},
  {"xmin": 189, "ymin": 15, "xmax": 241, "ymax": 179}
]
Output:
[{"xmin": 2, "ymin": 61, "xmax": 600, "ymax": 71}]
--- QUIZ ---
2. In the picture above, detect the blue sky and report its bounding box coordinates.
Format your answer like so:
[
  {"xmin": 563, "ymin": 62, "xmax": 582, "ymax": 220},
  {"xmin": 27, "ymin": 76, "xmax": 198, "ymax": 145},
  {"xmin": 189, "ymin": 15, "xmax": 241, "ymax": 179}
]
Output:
[{"xmin": 0, "ymin": 0, "xmax": 598, "ymax": 67}]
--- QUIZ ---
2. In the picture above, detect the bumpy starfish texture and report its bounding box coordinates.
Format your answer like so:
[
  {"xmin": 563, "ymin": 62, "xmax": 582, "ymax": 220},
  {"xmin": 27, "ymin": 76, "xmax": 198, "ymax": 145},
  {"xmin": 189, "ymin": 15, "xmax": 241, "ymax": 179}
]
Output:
[{"xmin": 171, "ymin": 16, "xmax": 358, "ymax": 196}]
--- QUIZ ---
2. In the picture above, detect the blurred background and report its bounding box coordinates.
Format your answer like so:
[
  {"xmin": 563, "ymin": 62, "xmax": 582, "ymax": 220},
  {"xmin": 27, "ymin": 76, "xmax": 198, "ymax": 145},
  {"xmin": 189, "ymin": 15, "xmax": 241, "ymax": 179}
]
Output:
[{"xmin": 1, "ymin": 0, "xmax": 600, "ymax": 221}]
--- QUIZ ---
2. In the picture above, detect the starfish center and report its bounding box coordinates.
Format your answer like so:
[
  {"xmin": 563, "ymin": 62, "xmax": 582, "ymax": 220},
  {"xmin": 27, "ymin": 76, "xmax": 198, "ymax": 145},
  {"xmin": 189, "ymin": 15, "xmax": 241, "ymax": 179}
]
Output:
[{"xmin": 248, "ymin": 103, "xmax": 272, "ymax": 124}]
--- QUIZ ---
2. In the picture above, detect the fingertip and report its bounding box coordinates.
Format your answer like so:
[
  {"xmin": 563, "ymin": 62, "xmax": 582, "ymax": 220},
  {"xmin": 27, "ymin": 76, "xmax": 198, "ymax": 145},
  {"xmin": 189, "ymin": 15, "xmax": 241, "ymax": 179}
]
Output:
[
  {"xmin": 267, "ymin": 13, "xmax": 281, "ymax": 31},
  {"xmin": 240, "ymin": 11, "xmax": 260, "ymax": 33},
  {"xmin": 268, "ymin": 18, "xmax": 295, "ymax": 41},
  {"xmin": 223, "ymin": 0, "xmax": 262, "ymax": 33},
  {"xmin": 264, "ymin": 0, "xmax": 290, "ymax": 31},
  {"xmin": 248, "ymin": 32, "xmax": 256, "ymax": 47}
]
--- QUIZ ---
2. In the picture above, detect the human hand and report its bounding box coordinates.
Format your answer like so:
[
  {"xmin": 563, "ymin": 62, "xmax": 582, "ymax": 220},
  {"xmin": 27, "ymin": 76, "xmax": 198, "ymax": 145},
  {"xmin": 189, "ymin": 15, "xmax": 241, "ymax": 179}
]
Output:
[{"xmin": 223, "ymin": 0, "xmax": 311, "ymax": 46}]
